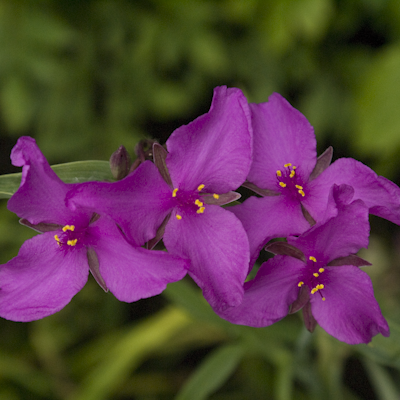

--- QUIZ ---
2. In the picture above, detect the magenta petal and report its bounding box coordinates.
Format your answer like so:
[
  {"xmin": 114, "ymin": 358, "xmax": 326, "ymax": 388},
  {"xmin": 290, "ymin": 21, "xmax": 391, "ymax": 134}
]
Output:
[
  {"xmin": 163, "ymin": 205, "xmax": 249, "ymax": 310},
  {"xmin": 0, "ymin": 233, "xmax": 88, "ymax": 321},
  {"xmin": 247, "ymin": 94, "xmax": 317, "ymax": 189},
  {"xmin": 307, "ymin": 158, "xmax": 400, "ymax": 224},
  {"xmin": 67, "ymin": 161, "xmax": 173, "ymax": 245},
  {"xmin": 7, "ymin": 136, "xmax": 75, "ymax": 224},
  {"xmin": 291, "ymin": 186, "xmax": 370, "ymax": 263},
  {"xmin": 87, "ymin": 217, "xmax": 188, "ymax": 302},
  {"xmin": 166, "ymin": 86, "xmax": 252, "ymax": 193},
  {"xmin": 230, "ymin": 195, "xmax": 311, "ymax": 267},
  {"xmin": 216, "ymin": 256, "xmax": 302, "ymax": 327},
  {"xmin": 311, "ymin": 266, "xmax": 389, "ymax": 344}
]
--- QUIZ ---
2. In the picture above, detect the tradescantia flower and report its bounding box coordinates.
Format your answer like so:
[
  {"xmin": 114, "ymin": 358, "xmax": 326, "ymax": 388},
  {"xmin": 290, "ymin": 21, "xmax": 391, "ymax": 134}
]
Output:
[
  {"xmin": 0, "ymin": 137, "xmax": 188, "ymax": 322},
  {"xmin": 67, "ymin": 86, "xmax": 253, "ymax": 311},
  {"xmin": 232, "ymin": 93, "xmax": 400, "ymax": 266},
  {"xmin": 216, "ymin": 184, "xmax": 390, "ymax": 344}
]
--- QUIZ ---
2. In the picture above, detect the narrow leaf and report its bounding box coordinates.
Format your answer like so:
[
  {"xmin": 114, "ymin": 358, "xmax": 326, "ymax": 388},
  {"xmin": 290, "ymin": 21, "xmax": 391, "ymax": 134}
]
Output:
[{"xmin": 175, "ymin": 343, "xmax": 244, "ymax": 400}]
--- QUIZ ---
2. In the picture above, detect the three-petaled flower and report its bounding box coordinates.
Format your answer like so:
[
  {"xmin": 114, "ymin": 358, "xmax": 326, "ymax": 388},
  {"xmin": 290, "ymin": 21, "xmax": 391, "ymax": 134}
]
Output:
[
  {"xmin": 232, "ymin": 93, "xmax": 400, "ymax": 266},
  {"xmin": 216, "ymin": 184, "xmax": 390, "ymax": 344},
  {"xmin": 67, "ymin": 86, "xmax": 253, "ymax": 311},
  {"xmin": 0, "ymin": 137, "xmax": 188, "ymax": 321}
]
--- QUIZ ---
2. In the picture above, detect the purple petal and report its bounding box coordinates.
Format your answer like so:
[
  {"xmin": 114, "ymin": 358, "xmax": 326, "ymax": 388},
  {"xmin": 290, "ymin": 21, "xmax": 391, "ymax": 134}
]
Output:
[
  {"xmin": 230, "ymin": 195, "xmax": 311, "ymax": 267},
  {"xmin": 163, "ymin": 205, "xmax": 250, "ymax": 310},
  {"xmin": 166, "ymin": 86, "xmax": 252, "ymax": 193},
  {"xmin": 216, "ymin": 256, "xmax": 302, "ymax": 327},
  {"xmin": 7, "ymin": 136, "xmax": 75, "ymax": 225},
  {"xmin": 247, "ymin": 93, "xmax": 317, "ymax": 189},
  {"xmin": 67, "ymin": 161, "xmax": 173, "ymax": 246},
  {"xmin": 307, "ymin": 158, "xmax": 400, "ymax": 224},
  {"xmin": 290, "ymin": 185, "xmax": 370, "ymax": 263},
  {"xmin": 0, "ymin": 233, "xmax": 88, "ymax": 321},
  {"xmin": 311, "ymin": 266, "xmax": 389, "ymax": 344},
  {"xmin": 87, "ymin": 217, "xmax": 188, "ymax": 302}
]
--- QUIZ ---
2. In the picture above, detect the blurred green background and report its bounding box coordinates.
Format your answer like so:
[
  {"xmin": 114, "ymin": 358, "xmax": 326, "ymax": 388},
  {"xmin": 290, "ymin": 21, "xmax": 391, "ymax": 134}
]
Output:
[{"xmin": 1, "ymin": 0, "xmax": 400, "ymax": 399}]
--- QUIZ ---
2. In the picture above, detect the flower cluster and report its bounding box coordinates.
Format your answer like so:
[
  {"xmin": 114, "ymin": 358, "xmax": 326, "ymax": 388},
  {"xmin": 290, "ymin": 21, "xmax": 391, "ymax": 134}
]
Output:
[{"xmin": 0, "ymin": 86, "xmax": 395, "ymax": 344}]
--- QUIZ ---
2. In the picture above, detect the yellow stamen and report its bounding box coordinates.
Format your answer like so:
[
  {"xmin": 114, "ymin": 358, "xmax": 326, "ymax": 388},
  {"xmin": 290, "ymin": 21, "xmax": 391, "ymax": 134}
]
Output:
[
  {"xmin": 176, "ymin": 214, "xmax": 182, "ymax": 220},
  {"xmin": 279, "ymin": 182, "xmax": 286, "ymax": 188},
  {"xmin": 197, "ymin": 184, "xmax": 205, "ymax": 192},
  {"xmin": 213, "ymin": 193, "xmax": 219, "ymax": 199},
  {"xmin": 289, "ymin": 170, "xmax": 295, "ymax": 178},
  {"xmin": 313, "ymin": 273, "xmax": 319, "ymax": 278},
  {"xmin": 322, "ymin": 297, "xmax": 326, "ymax": 301},
  {"xmin": 172, "ymin": 188, "xmax": 178, "ymax": 197},
  {"xmin": 284, "ymin": 163, "xmax": 292, "ymax": 168},
  {"xmin": 54, "ymin": 234, "xmax": 62, "ymax": 246},
  {"xmin": 298, "ymin": 281, "xmax": 304, "ymax": 287},
  {"xmin": 62, "ymin": 225, "xmax": 75, "ymax": 232},
  {"xmin": 295, "ymin": 185, "xmax": 303, "ymax": 190},
  {"xmin": 276, "ymin": 170, "xmax": 282, "ymax": 177},
  {"xmin": 292, "ymin": 166, "xmax": 297, "ymax": 169},
  {"xmin": 311, "ymin": 287, "xmax": 318, "ymax": 294},
  {"xmin": 317, "ymin": 284, "xmax": 324, "ymax": 290},
  {"xmin": 197, "ymin": 207, "xmax": 205, "ymax": 214},
  {"xmin": 309, "ymin": 256, "xmax": 317, "ymax": 262},
  {"xmin": 67, "ymin": 239, "xmax": 78, "ymax": 246},
  {"xmin": 298, "ymin": 190, "xmax": 305, "ymax": 197},
  {"xmin": 195, "ymin": 199, "xmax": 203, "ymax": 207},
  {"xmin": 319, "ymin": 268, "xmax": 325, "ymax": 273}
]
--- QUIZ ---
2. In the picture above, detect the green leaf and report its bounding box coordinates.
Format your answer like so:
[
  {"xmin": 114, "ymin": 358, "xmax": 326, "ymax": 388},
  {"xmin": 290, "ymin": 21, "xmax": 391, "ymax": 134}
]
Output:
[
  {"xmin": 68, "ymin": 306, "xmax": 191, "ymax": 400},
  {"xmin": 175, "ymin": 343, "xmax": 244, "ymax": 400},
  {"xmin": 0, "ymin": 160, "xmax": 112, "ymax": 199},
  {"xmin": 364, "ymin": 359, "xmax": 400, "ymax": 400}
]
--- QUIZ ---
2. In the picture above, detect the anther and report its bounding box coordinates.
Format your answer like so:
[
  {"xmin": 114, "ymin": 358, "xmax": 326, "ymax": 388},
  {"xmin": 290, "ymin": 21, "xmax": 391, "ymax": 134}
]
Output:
[
  {"xmin": 67, "ymin": 239, "xmax": 78, "ymax": 246},
  {"xmin": 279, "ymin": 182, "xmax": 287, "ymax": 188},
  {"xmin": 313, "ymin": 273, "xmax": 319, "ymax": 277},
  {"xmin": 62, "ymin": 225, "xmax": 75, "ymax": 232},
  {"xmin": 309, "ymin": 256, "xmax": 317, "ymax": 262},
  {"xmin": 195, "ymin": 199, "xmax": 203, "ymax": 207},
  {"xmin": 213, "ymin": 194, "xmax": 219, "ymax": 199},
  {"xmin": 197, "ymin": 207, "xmax": 205, "ymax": 214},
  {"xmin": 276, "ymin": 170, "xmax": 282, "ymax": 177},
  {"xmin": 54, "ymin": 235, "xmax": 62, "ymax": 247},
  {"xmin": 284, "ymin": 163, "xmax": 292, "ymax": 168},
  {"xmin": 289, "ymin": 170, "xmax": 295, "ymax": 178},
  {"xmin": 197, "ymin": 184, "xmax": 205, "ymax": 192},
  {"xmin": 319, "ymin": 268, "xmax": 325, "ymax": 273},
  {"xmin": 295, "ymin": 185, "xmax": 303, "ymax": 190},
  {"xmin": 176, "ymin": 214, "xmax": 182, "ymax": 220},
  {"xmin": 298, "ymin": 281, "xmax": 304, "ymax": 287},
  {"xmin": 172, "ymin": 188, "xmax": 178, "ymax": 197}
]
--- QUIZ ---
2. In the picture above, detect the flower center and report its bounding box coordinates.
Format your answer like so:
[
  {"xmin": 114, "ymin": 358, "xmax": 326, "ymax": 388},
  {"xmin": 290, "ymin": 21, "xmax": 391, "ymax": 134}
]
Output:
[
  {"xmin": 297, "ymin": 256, "xmax": 327, "ymax": 301},
  {"xmin": 276, "ymin": 163, "xmax": 306, "ymax": 200},
  {"xmin": 54, "ymin": 224, "xmax": 83, "ymax": 249},
  {"xmin": 172, "ymin": 184, "xmax": 219, "ymax": 220}
]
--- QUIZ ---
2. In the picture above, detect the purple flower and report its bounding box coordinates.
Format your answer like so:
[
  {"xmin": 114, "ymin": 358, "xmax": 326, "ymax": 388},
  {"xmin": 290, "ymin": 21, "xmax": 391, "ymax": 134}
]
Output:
[
  {"xmin": 0, "ymin": 137, "xmax": 188, "ymax": 322},
  {"xmin": 67, "ymin": 86, "xmax": 253, "ymax": 311},
  {"xmin": 233, "ymin": 93, "xmax": 400, "ymax": 265},
  {"xmin": 217, "ymin": 184, "xmax": 390, "ymax": 344}
]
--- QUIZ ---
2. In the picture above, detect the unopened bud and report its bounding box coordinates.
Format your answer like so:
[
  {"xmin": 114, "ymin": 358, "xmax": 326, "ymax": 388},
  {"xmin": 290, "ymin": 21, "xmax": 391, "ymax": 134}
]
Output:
[{"xmin": 110, "ymin": 145, "xmax": 131, "ymax": 180}]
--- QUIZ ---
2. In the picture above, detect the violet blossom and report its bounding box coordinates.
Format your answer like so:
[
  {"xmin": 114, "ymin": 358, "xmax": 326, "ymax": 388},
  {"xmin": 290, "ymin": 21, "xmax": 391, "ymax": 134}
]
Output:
[
  {"xmin": 232, "ymin": 93, "xmax": 400, "ymax": 265},
  {"xmin": 217, "ymin": 184, "xmax": 390, "ymax": 344},
  {"xmin": 67, "ymin": 86, "xmax": 253, "ymax": 311},
  {"xmin": 0, "ymin": 137, "xmax": 188, "ymax": 322}
]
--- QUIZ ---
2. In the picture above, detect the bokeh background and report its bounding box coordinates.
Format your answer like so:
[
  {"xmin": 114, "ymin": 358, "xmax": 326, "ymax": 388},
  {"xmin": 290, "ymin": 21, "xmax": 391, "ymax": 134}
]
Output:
[{"xmin": 1, "ymin": 0, "xmax": 400, "ymax": 399}]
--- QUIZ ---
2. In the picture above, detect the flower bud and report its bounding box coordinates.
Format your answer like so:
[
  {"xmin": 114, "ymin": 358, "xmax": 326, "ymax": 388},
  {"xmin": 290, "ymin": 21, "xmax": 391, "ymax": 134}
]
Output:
[{"xmin": 109, "ymin": 145, "xmax": 131, "ymax": 180}]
